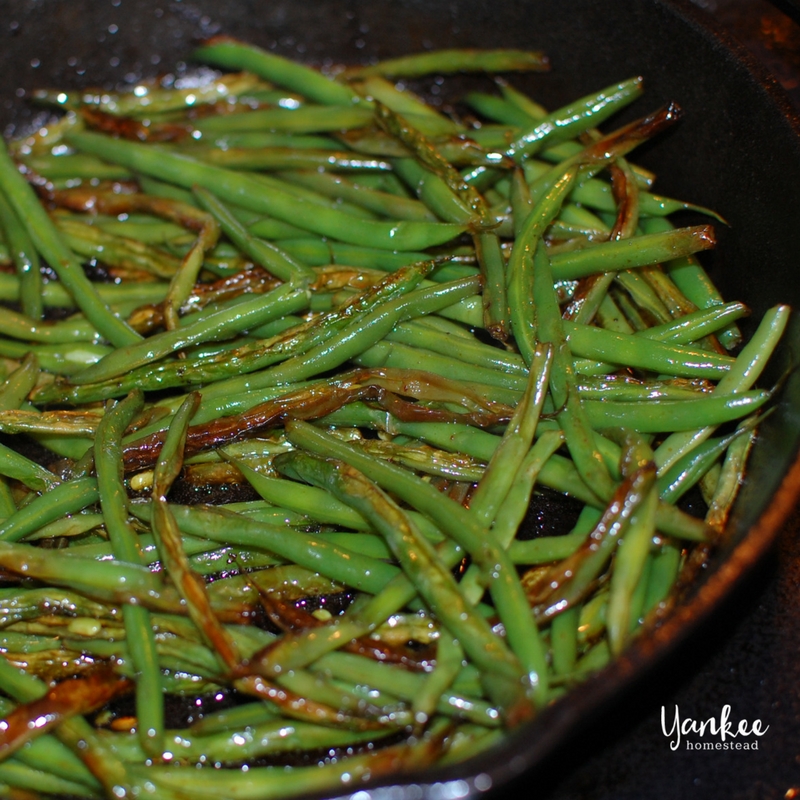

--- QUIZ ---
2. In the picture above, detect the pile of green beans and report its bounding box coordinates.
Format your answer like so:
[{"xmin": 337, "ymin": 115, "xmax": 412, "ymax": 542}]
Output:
[{"xmin": 0, "ymin": 36, "xmax": 789, "ymax": 800}]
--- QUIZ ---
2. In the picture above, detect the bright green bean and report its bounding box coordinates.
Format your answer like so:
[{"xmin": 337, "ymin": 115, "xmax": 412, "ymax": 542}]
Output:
[
  {"xmin": 95, "ymin": 391, "xmax": 164, "ymax": 756},
  {"xmin": 71, "ymin": 282, "xmax": 309, "ymax": 384},
  {"xmin": 0, "ymin": 140, "xmax": 140, "ymax": 347},
  {"xmin": 193, "ymin": 38, "xmax": 362, "ymax": 106},
  {"xmin": 66, "ymin": 131, "xmax": 466, "ymax": 250}
]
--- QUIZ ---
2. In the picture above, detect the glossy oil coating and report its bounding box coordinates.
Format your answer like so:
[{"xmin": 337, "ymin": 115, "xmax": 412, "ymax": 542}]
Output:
[{"xmin": 0, "ymin": 2, "xmax": 798, "ymax": 799}]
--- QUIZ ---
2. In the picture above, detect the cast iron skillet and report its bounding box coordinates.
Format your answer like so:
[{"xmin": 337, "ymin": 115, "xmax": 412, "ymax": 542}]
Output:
[{"xmin": 1, "ymin": 1, "xmax": 799, "ymax": 798}]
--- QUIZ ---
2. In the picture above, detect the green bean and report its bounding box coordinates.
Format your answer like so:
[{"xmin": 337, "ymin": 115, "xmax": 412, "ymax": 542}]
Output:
[
  {"xmin": 496, "ymin": 78, "xmax": 548, "ymax": 120},
  {"xmin": 0, "ymin": 698, "xmax": 100, "ymax": 790},
  {"xmin": 340, "ymin": 129, "xmax": 506, "ymax": 167},
  {"xmin": 699, "ymin": 461, "xmax": 722, "ymax": 506},
  {"xmin": 510, "ymin": 506, "xmax": 600, "ymax": 566},
  {"xmin": 193, "ymin": 38, "xmax": 362, "ymax": 107},
  {"xmin": 0, "ymin": 477, "xmax": 97, "ymax": 543},
  {"xmin": 611, "ymin": 288, "xmax": 647, "ymax": 333},
  {"xmin": 550, "ymin": 606, "xmax": 580, "ymax": 676},
  {"xmin": 549, "ymin": 224, "xmax": 716, "ymax": 281},
  {"xmin": 377, "ymin": 102, "xmax": 488, "ymax": 226},
  {"xmin": 56, "ymin": 216, "xmax": 183, "ymax": 280},
  {"xmin": 657, "ymin": 416, "xmax": 759, "ymax": 504},
  {"xmin": 352, "ymin": 438, "xmax": 485, "ymax": 482},
  {"xmin": 506, "ymin": 77, "xmax": 644, "ymax": 161},
  {"xmin": 0, "ymin": 364, "xmax": 40, "ymax": 518},
  {"xmin": 279, "ymin": 170, "xmax": 437, "ymax": 221},
  {"xmin": 637, "ymin": 265, "xmax": 695, "ymax": 320},
  {"xmin": 313, "ymin": 651, "xmax": 498, "ymax": 727},
  {"xmin": 466, "ymin": 91, "xmax": 535, "ymax": 127},
  {"xmin": 198, "ymin": 132, "xmax": 339, "ymax": 151},
  {"xmin": 61, "ymin": 528, "xmax": 222, "ymax": 566},
  {"xmin": 0, "ymin": 339, "xmax": 112, "ymax": 376},
  {"xmin": 275, "ymin": 450, "xmax": 533, "ymax": 720},
  {"xmin": 355, "ymin": 75, "xmax": 448, "ymax": 122},
  {"xmin": 20, "ymin": 512, "xmax": 104, "ymax": 542},
  {"xmin": 533, "ymin": 239, "xmax": 616, "ymax": 502},
  {"xmin": 151, "ymin": 393, "xmax": 241, "ymax": 673},
  {"xmin": 0, "ymin": 759, "xmax": 101, "ymax": 798},
  {"xmin": 42, "ymin": 264, "xmax": 430, "ymax": 404},
  {"xmin": 548, "ymin": 171, "xmax": 725, "ymax": 221},
  {"xmin": 706, "ymin": 419, "xmax": 758, "ymax": 531},
  {"xmin": 0, "ymin": 656, "xmax": 135, "ymax": 797},
  {"xmin": 509, "ymin": 165, "xmax": 534, "ymax": 237},
  {"xmin": 351, "ymin": 48, "xmax": 548, "ymax": 78},
  {"xmin": 285, "ymin": 420, "xmax": 549, "ymax": 706},
  {"xmin": 94, "ymin": 391, "xmax": 164, "ymax": 756},
  {"xmin": 225, "ymin": 460, "xmax": 366, "ymax": 529},
  {"xmin": 573, "ymin": 640, "xmax": 611, "ymax": 677},
  {"xmin": 110, "ymin": 718, "xmax": 387, "ymax": 766},
  {"xmin": 573, "ymin": 301, "xmax": 749, "ymax": 375},
  {"xmin": 0, "ymin": 270, "xmax": 170, "ymax": 310},
  {"xmin": 490, "ymin": 430, "xmax": 568, "ymax": 553},
  {"xmin": 0, "ymin": 408, "xmax": 104, "ymax": 437},
  {"xmin": 134, "ymin": 501, "xmax": 401, "ymax": 595},
  {"xmin": 330, "ymin": 408, "xmax": 705, "ymax": 541},
  {"xmin": 642, "ymin": 215, "xmax": 741, "ymax": 349},
  {"xmin": 243, "ymin": 173, "xmax": 378, "ymax": 221},
  {"xmin": 389, "ymin": 320, "xmax": 523, "ymax": 375},
  {"xmin": 40, "ymin": 70, "xmax": 266, "ymax": 117},
  {"xmin": 194, "ymin": 186, "xmax": 316, "ymax": 283},
  {"xmin": 643, "ymin": 301, "xmax": 748, "ymax": 343},
  {"xmin": 245, "ymin": 215, "xmax": 313, "ymax": 239},
  {"xmin": 654, "ymin": 304, "xmax": 789, "ymax": 472},
  {"xmin": 532, "ymin": 465, "xmax": 656, "ymax": 621},
  {"xmin": 605, "ymin": 433, "xmax": 658, "ymax": 654},
  {"xmin": 71, "ymin": 282, "xmax": 308, "ymax": 385},
  {"xmin": 617, "ymin": 284, "xmax": 660, "ymax": 330},
  {"xmin": 462, "ymin": 429, "xmax": 562, "ymax": 613},
  {"xmin": 413, "ymin": 633, "xmax": 464, "ymax": 727},
  {"xmin": 596, "ymin": 291, "xmax": 635, "ymax": 334},
  {"xmin": 165, "ymin": 219, "xmax": 220, "ymax": 332},
  {"xmin": 566, "ymin": 321, "xmax": 734, "ymax": 379},
  {"xmin": 21, "ymin": 152, "xmax": 134, "ymax": 180},
  {"xmin": 0, "ymin": 189, "xmax": 42, "ymax": 320},
  {"xmin": 360, "ymin": 340, "xmax": 524, "ymax": 403},
  {"xmin": 0, "ymin": 478, "xmax": 14, "ymax": 520},
  {"xmin": 643, "ymin": 542, "xmax": 682, "ymax": 614},
  {"xmin": 508, "ymin": 166, "xmax": 578, "ymax": 362},
  {"xmin": 0, "ymin": 305, "xmax": 100, "ymax": 345},
  {"xmin": 0, "ymin": 586, "xmax": 113, "ymax": 629},
  {"xmin": 67, "ymin": 131, "xmax": 466, "ymax": 250},
  {"xmin": 137, "ymin": 721, "xmax": 452, "ymax": 800},
  {"xmin": 194, "ymin": 276, "xmax": 479, "ymax": 400},
  {"xmin": 393, "ymin": 157, "xmax": 476, "ymax": 224},
  {"xmin": 616, "ymin": 269, "xmax": 672, "ymax": 323},
  {"xmin": 0, "ymin": 140, "xmax": 140, "ymax": 347},
  {"xmin": 0, "ymin": 441, "xmax": 60, "ymax": 493},
  {"xmin": 0, "ymin": 354, "xmax": 38, "ymax": 411},
  {"xmin": 275, "ymin": 667, "xmax": 401, "ymax": 723},
  {"xmin": 467, "ymin": 345, "xmax": 552, "ymax": 530},
  {"xmin": 583, "ymin": 390, "xmax": 768, "ymax": 432},
  {"xmin": 575, "ymin": 375, "xmax": 711, "ymax": 401},
  {"xmin": 0, "ymin": 541, "xmax": 167, "ymax": 605},
  {"xmin": 189, "ymin": 702, "xmax": 279, "ymax": 736},
  {"xmin": 192, "ymin": 145, "xmax": 392, "ymax": 173},
  {"xmin": 278, "ymin": 237, "xmax": 476, "ymax": 274}
]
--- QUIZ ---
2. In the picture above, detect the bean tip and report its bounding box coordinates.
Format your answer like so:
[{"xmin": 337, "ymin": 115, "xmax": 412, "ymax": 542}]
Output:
[{"xmin": 696, "ymin": 223, "xmax": 717, "ymax": 249}]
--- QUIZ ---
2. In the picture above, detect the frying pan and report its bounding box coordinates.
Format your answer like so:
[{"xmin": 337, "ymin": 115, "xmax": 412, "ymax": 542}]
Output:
[{"xmin": 1, "ymin": 1, "xmax": 799, "ymax": 798}]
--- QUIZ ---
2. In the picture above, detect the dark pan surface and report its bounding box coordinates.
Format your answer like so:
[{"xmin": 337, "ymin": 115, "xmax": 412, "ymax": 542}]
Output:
[{"xmin": 1, "ymin": 1, "xmax": 799, "ymax": 797}]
